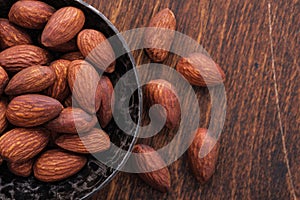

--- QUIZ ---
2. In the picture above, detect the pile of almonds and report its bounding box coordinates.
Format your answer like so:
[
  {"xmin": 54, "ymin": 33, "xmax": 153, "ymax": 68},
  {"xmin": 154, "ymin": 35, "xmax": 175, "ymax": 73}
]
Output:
[{"xmin": 0, "ymin": 1, "xmax": 115, "ymax": 182}]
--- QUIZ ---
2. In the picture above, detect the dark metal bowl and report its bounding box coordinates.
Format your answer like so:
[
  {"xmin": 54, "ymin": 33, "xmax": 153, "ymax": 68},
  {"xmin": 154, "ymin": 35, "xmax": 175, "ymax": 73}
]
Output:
[{"xmin": 0, "ymin": 0, "xmax": 141, "ymax": 199}]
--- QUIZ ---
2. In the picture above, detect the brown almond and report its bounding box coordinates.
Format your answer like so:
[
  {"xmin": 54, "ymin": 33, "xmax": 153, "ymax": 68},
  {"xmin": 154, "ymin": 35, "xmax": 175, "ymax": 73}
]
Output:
[
  {"xmin": 176, "ymin": 53, "xmax": 225, "ymax": 87},
  {"xmin": 0, "ymin": 98, "xmax": 8, "ymax": 134},
  {"xmin": 0, "ymin": 128, "xmax": 49, "ymax": 162},
  {"xmin": 188, "ymin": 128, "xmax": 219, "ymax": 184},
  {"xmin": 0, "ymin": 18, "xmax": 32, "ymax": 49},
  {"xmin": 45, "ymin": 107, "xmax": 97, "ymax": 134},
  {"xmin": 96, "ymin": 76, "xmax": 114, "ymax": 128},
  {"xmin": 6, "ymin": 94, "xmax": 63, "ymax": 127},
  {"xmin": 42, "ymin": 7, "xmax": 85, "ymax": 47},
  {"xmin": 5, "ymin": 65, "xmax": 56, "ymax": 95},
  {"xmin": 144, "ymin": 8, "xmax": 176, "ymax": 62},
  {"xmin": 61, "ymin": 51, "xmax": 84, "ymax": 61},
  {"xmin": 8, "ymin": 1, "xmax": 55, "ymax": 29},
  {"xmin": 0, "ymin": 66, "xmax": 9, "ymax": 95},
  {"xmin": 68, "ymin": 60, "xmax": 101, "ymax": 113},
  {"xmin": 8, "ymin": 159, "xmax": 33, "ymax": 177},
  {"xmin": 132, "ymin": 144, "xmax": 171, "ymax": 192},
  {"xmin": 0, "ymin": 44, "xmax": 52, "ymax": 72},
  {"xmin": 77, "ymin": 29, "xmax": 116, "ymax": 73},
  {"xmin": 45, "ymin": 60, "xmax": 71, "ymax": 102},
  {"xmin": 33, "ymin": 149, "xmax": 87, "ymax": 182},
  {"xmin": 55, "ymin": 128, "xmax": 110, "ymax": 154}
]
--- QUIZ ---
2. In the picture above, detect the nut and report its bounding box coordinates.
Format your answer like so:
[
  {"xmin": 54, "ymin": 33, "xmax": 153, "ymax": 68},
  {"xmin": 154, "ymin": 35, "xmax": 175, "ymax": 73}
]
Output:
[
  {"xmin": 7, "ymin": 159, "xmax": 34, "ymax": 177},
  {"xmin": 0, "ymin": 98, "xmax": 8, "ymax": 134},
  {"xmin": 0, "ymin": 66, "xmax": 9, "ymax": 96}
]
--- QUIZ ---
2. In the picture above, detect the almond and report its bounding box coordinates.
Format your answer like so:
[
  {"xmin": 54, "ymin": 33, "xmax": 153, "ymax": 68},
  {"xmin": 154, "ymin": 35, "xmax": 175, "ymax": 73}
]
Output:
[
  {"xmin": 0, "ymin": 128, "xmax": 49, "ymax": 162},
  {"xmin": 8, "ymin": 1, "xmax": 55, "ymax": 29},
  {"xmin": 132, "ymin": 144, "xmax": 171, "ymax": 192},
  {"xmin": 7, "ymin": 159, "xmax": 33, "ymax": 177},
  {"xmin": 42, "ymin": 7, "xmax": 85, "ymax": 47},
  {"xmin": 68, "ymin": 60, "xmax": 101, "ymax": 114},
  {"xmin": 5, "ymin": 65, "xmax": 56, "ymax": 95},
  {"xmin": 0, "ymin": 98, "xmax": 8, "ymax": 134},
  {"xmin": 55, "ymin": 128, "xmax": 110, "ymax": 154},
  {"xmin": 61, "ymin": 51, "xmax": 84, "ymax": 61},
  {"xmin": 77, "ymin": 29, "xmax": 115, "ymax": 73},
  {"xmin": 96, "ymin": 76, "xmax": 114, "ymax": 128},
  {"xmin": 0, "ymin": 66, "xmax": 9, "ymax": 96},
  {"xmin": 6, "ymin": 94, "xmax": 63, "ymax": 127},
  {"xmin": 45, "ymin": 59, "xmax": 71, "ymax": 102},
  {"xmin": 144, "ymin": 8, "xmax": 176, "ymax": 62},
  {"xmin": 144, "ymin": 79, "xmax": 180, "ymax": 129},
  {"xmin": 45, "ymin": 107, "xmax": 97, "ymax": 134},
  {"xmin": 0, "ymin": 44, "xmax": 52, "ymax": 72},
  {"xmin": 188, "ymin": 128, "xmax": 219, "ymax": 184},
  {"xmin": 0, "ymin": 18, "xmax": 32, "ymax": 49},
  {"xmin": 176, "ymin": 53, "xmax": 225, "ymax": 87},
  {"xmin": 33, "ymin": 149, "xmax": 87, "ymax": 182}
]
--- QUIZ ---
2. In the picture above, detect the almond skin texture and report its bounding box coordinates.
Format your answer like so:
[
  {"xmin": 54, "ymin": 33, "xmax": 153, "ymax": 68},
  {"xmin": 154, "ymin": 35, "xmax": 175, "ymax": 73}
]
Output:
[
  {"xmin": 188, "ymin": 128, "xmax": 219, "ymax": 184},
  {"xmin": 144, "ymin": 8, "xmax": 176, "ymax": 62},
  {"xmin": 55, "ymin": 128, "xmax": 110, "ymax": 154},
  {"xmin": 0, "ymin": 128, "xmax": 49, "ymax": 162},
  {"xmin": 68, "ymin": 60, "xmax": 101, "ymax": 114},
  {"xmin": 0, "ymin": 98, "xmax": 8, "ymax": 134},
  {"xmin": 45, "ymin": 60, "xmax": 71, "ymax": 102},
  {"xmin": 5, "ymin": 65, "xmax": 56, "ymax": 95},
  {"xmin": 144, "ymin": 79, "xmax": 180, "ymax": 129},
  {"xmin": 33, "ymin": 149, "xmax": 87, "ymax": 182},
  {"xmin": 0, "ymin": 18, "xmax": 32, "ymax": 49},
  {"xmin": 45, "ymin": 107, "xmax": 97, "ymax": 134},
  {"xmin": 0, "ymin": 44, "xmax": 52, "ymax": 72},
  {"xmin": 61, "ymin": 51, "xmax": 84, "ymax": 61},
  {"xmin": 6, "ymin": 94, "xmax": 63, "ymax": 127},
  {"xmin": 176, "ymin": 53, "xmax": 225, "ymax": 87},
  {"xmin": 77, "ymin": 29, "xmax": 116, "ymax": 73},
  {"xmin": 8, "ymin": 1, "xmax": 55, "ymax": 29},
  {"xmin": 8, "ymin": 159, "xmax": 33, "ymax": 177},
  {"xmin": 96, "ymin": 76, "xmax": 114, "ymax": 128},
  {"xmin": 0, "ymin": 66, "xmax": 9, "ymax": 95},
  {"xmin": 132, "ymin": 144, "xmax": 171, "ymax": 193},
  {"xmin": 42, "ymin": 7, "xmax": 85, "ymax": 47}
]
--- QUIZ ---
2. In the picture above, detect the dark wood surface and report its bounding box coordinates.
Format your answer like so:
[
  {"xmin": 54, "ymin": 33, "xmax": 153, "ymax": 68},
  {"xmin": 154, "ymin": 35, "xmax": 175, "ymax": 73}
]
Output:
[{"xmin": 82, "ymin": 0, "xmax": 299, "ymax": 199}]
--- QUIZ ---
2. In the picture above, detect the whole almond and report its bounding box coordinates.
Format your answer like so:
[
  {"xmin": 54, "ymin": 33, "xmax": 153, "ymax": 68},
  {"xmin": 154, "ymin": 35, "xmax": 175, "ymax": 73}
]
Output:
[
  {"xmin": 8, "ymin": 1, "xmax": 55, "ymax": 29},
  {"xmin": 176, "ymin": 53, "xmax": 225, "ymax": 87},
  {"xmin": 45, "ymin": 107, "xmax": 97, "ymax": 134},
  {"xmin": 33, "ymin": 149, "xmax": 87, "ymax": 182},
  {"xmin": 0, "ymin": 66, "xmax": 9, "ymax": 95},
  {"xmin": 45, "ymin": 60, "xmax": 71, "ymax": 102},
  {"xmin": 188, "ymin": 128, "xmax": 219, "ymax": 184},
  {"xmin": 8, "ymin": 159, "xmax": 33, "ymax": 177},
  {"xmin": 6, "ymin": 94, "xmax": 63, "ymax": 127},
  {"xmin": 0, "ymin": 18, "xmax": 32, "ymax": 49},
  {"xmin": 77, "ymin": 29, "xmax": 116, "ymax": 73},
  {"xmin": 61, "ymin": 51, "xmax": 84, "ymax": 61},
  {"xmin": 68, "ymin": 60, "xmax": 101, "ymax": 114},
  {"xmin": 144, "ymin": 79, "xmax": 180, "ymax": 129},
  {"xmin": 42, "ymin": 7, "xmax": 85, "ymax": 47},
  {"xmin": 0, "ymin": 98, "xmax": 8, "ymax": 134},
  {"xmin": 132, "ymin": 144, "xmax": 171, "ymax": 193},
  {"xmin": 144, "ymin": 8, "xmax": 176, "ymax": 62},
  {"xmin": 55, "ymin": 128, "xmax": 110, "ymax": 154},
  {"xmin": 5, "ymin": 65, "xmax": 56, "ymax": 95},
  {"xmin": 0, "ymin": 44, "xmax": 52, "ymax": 72},
  {"xmin": 96, "ymin": 76, "xmax": 114, "ymax": 128},
  {"xmin": 0, "ymin": 128, "xmax": 49, "ymax": 162}
]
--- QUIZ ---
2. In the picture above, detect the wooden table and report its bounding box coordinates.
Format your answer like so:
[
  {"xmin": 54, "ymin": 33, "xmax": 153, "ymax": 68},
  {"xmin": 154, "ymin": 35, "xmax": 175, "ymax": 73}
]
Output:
[{"xmin": 83, "ymin": 0, "xmax": 300, "ymax": 199}]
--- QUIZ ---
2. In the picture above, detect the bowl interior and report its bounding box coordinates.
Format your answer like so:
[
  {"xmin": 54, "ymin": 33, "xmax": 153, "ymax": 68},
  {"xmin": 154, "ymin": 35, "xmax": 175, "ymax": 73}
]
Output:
[{"xmin": 0, "ymin": 0, "xmax": 140, "ymax": 199}]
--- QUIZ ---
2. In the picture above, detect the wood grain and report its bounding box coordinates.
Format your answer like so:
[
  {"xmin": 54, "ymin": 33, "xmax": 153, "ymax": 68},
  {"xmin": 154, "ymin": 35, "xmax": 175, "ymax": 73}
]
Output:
[{"xmin": 81, "ymin": 0, "xmax": 299, "ymax": 199}]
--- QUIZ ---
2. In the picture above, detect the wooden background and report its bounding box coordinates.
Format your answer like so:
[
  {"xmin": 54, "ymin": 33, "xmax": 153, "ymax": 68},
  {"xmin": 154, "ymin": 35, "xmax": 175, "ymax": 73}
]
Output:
[{"xmin": 82, "ymin": 0, "xmax": 299, "ymax": 199}]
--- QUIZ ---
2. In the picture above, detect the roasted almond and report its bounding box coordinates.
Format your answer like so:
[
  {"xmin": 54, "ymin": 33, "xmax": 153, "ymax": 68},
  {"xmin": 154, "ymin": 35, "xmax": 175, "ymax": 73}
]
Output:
[
  {"xmin": 5, "ymin": 65, "xmax": 56, "ymax": 95},
  {"xmin": 0, "ymin": 44, "xmax": 52, "ymax": 72},
  {"xmin": 77, "ymin": 29, "xmax": 116, "ymax": 73},
  {"xmin": 0, "ymin": 66, "xmax": 9, "ymax": 96},
  {"xmin": 61, "ymin": 51, "xmax": 84, "ymax": 61},
  {"xmin": 8, "ymin": 0, "xmax": 55, "ymax": 29},
  {"xmin": 0, "ymin": 98, "xmax": 8, "ymax": 134},
  {"xmin": 8, "ymin": 159, "xmax": 34, "ymax": 177},
  {"xmin": 33, "ymin": 149, "xmax": 87, "ymax": 182},
  {"xmin": 42, "ymin": 7, "xmax": 85, "ymax": 47},
  {"xmin": 0, "ymin": 128, "xmax": 49, "ymax": 162},
  {"xmin": 45, "ymin": 107, "xmax": 97, "ymax": 134},
  {"xmin": 6, "ymin": 94, "xmax": 63, "ymax": 127},
  {"xmin": 176, "ymin": 53, "xmax": 225, "ymax": 87}
]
